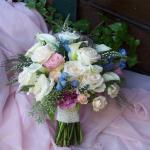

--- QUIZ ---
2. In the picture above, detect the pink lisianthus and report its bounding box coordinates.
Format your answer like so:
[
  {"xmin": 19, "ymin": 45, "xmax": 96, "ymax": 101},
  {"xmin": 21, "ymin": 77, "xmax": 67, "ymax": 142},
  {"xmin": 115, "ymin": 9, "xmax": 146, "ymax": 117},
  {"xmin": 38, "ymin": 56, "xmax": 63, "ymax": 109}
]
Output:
[
  {"xmin": 58, "ymin": 91, "xmax": 78, "ymax": 109},
  {"xmin": 44, "ymin": 53, "xmax": 65, "ymax": 70}
]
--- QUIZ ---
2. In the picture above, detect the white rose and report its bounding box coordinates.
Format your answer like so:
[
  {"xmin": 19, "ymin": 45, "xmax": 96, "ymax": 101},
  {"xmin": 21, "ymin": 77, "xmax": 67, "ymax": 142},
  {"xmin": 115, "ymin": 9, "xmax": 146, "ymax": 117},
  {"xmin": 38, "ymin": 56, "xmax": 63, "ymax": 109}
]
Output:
[
  {"xmin": 31, "ymin": 44, "xmax": 54, "ymax": 64},
  {"xmin": 64, "ymin": 61, "xmax": 87, "ymax": 78},
  {"xmin": 36, "ymin": 33, "xmax": 59, "ymax": 50},
  {"xmin": 81, "ymin": 72, "xmax": 106, "ymax": 93},
  {"xmin": 92, "ymin": 96, "xmax": 108, "ymax": 111},
  {"xmin": 103, "ymin": 72, "xmax": 120, "ymax": 82},
  {"xmin": 95, "ymin": 44, "xmax": 111, "ymax": 53},
  {"xmin": 30, "ymin": 74, "xmax": 54, "ymax": 101},
  {"xmin": 18, "ymin": 63, "xmax": 42, "ymax": 87},
  {"xmin": 108, "ymin": 83, "xmax": 120, "ymax": 98},
  {"xmin": 58, "ymin": 31, "xmax": 80, "ymax": 43},
  {"xmin": 77, "ymin": 47, "xmax": 101, "ymax": 65}
]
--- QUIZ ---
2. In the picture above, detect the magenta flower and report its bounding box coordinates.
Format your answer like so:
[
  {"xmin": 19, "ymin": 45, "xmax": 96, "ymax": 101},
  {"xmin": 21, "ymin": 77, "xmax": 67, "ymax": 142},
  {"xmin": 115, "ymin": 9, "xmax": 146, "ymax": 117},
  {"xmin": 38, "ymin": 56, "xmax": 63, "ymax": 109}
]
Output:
[{"xmin": 58, "ymin": 91, "xmax": 78, "ymax": 109}]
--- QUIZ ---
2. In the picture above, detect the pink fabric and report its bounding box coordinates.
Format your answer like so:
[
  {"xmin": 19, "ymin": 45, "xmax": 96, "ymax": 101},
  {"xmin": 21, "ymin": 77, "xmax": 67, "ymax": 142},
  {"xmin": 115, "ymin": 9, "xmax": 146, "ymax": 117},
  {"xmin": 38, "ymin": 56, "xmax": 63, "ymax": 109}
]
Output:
[{"xmin": 1, "ymin": 1, "xmax": 150, "ymax": 150}]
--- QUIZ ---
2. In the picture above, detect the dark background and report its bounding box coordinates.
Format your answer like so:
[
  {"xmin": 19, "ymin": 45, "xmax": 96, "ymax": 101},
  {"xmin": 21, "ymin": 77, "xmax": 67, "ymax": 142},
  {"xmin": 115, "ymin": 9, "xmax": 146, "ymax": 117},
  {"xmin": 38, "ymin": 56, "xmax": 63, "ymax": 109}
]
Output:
[{"xmin": 78, "ymin": 0, "xmax": 150, "ymax": 75}]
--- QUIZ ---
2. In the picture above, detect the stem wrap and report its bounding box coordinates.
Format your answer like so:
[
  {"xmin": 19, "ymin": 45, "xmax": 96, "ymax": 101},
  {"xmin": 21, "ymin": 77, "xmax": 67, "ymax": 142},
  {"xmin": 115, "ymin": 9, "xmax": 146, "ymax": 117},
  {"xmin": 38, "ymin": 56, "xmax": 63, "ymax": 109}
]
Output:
[{"xmin": 56, "ymin": 106, "xmax": 79, "ymax": 123}]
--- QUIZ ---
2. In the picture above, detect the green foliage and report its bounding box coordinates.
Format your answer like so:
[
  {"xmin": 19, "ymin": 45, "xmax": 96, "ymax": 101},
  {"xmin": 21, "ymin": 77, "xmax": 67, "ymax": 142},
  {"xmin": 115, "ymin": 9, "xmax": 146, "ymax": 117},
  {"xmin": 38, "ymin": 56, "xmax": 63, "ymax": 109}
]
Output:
[
  {"xmin": 20, "ymin": 85, "xmax": 34, "ymax": 92},
  {"xmin": 72, "ymin": 19, "xmax": 90, "ymax": 33},
  {"xmin": 91, "ymin": 21, "xmax": 140, "ymax": 67},
  {"xmin": 25, "ymin": 1, "xmax": 140, "ymax": 67}
]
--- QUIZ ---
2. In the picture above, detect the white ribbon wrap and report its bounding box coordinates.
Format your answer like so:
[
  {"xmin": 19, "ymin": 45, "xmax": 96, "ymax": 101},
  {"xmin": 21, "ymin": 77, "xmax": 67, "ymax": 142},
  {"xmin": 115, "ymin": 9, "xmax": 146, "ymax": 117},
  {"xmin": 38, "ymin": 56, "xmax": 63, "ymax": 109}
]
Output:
[{"xmin": 56, "ymin": 107, "xmax": 79, "ymax": 123}]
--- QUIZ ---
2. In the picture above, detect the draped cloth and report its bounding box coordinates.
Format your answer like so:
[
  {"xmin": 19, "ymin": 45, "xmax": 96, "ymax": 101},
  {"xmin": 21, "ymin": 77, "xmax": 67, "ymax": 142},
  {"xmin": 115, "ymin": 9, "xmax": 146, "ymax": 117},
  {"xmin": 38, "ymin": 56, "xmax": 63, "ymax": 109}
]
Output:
[{"xmin": 0, "ymin": 1, "xmax": 150, "ymax": 150}]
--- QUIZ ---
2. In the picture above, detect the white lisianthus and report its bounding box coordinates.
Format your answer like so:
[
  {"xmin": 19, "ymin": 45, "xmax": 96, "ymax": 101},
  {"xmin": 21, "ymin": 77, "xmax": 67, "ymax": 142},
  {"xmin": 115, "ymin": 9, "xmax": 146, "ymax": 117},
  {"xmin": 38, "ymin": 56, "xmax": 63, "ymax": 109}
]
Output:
[
  {"xmin": 89, "ymin": 65, "xmax": 103, "ymax": 73},
  {"xmin": 31, "ymin": 44, "xmax": 54, "ymax": 64},
  {"xmin": 95, "ymin": 44, "xmax": 111, "ymax": 53},
  {"xmin": 25, "ymin": 43, "xmax": 41, "ymax": 57},
  {"xmin": 68, "ymin": 41, "xmax": 86, "ymax": 60},
  {"xmin": 36, "ymin": 33, "xmax": 59, "ymax": 50},
  {"xmin": 64, "ymin": 61, "xmax": 87, "ymax": 78},
  {"xmin": 57, "ymin": 31, "xmax": 80, "ymax": 43},
  {"xmin": 103, "ymin": 72, "xmax": 120, "ymax": 82},
  {"xmin": 108, "ymin": 83, "xmax": 120, "ymax": 98},
  {"xmin": 77, "ymin": 47, "xmax": 101, "ymax": 65},
  {"xmin": 29, "ymin": 74, "xmax": 54, "ymax": 101},
  {"xmin": 80, "ymin": 72, "xmax": 106, "ymax": 93},
  {"xmin": 92, "ymin": 96, "xmax": 108, "ymax": 111},
  {"xmin": 18, "ymin": 63, "xmax": 42, "ymax": 87}
]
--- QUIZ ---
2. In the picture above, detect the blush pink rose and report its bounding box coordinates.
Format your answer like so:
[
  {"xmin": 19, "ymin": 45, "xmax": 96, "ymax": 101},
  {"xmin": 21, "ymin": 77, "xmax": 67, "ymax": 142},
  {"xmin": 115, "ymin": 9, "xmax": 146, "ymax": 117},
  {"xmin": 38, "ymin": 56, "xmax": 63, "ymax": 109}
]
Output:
[{"xmin": 44, "ymin": 53, "xmax": 65, "ymax": 70}]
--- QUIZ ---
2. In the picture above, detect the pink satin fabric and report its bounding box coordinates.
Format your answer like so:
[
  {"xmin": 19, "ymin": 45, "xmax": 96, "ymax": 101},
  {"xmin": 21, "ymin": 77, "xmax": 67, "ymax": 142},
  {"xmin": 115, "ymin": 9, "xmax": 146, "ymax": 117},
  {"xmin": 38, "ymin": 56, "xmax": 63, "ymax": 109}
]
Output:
[{"xmin": 0, "ymin": 1, "xmax": 150, "ymax": 150}]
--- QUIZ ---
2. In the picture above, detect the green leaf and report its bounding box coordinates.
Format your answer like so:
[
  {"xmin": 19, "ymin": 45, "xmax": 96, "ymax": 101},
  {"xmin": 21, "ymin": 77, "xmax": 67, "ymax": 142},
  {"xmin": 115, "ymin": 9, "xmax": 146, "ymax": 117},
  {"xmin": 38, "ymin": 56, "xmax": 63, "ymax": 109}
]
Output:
[
  {"xmin": 20, "ymin": 85, "xmax": 34, "ymax": 92},
  {"xmin": 72, "ymin": 19, "xmax": 90, "ymax": 33}
]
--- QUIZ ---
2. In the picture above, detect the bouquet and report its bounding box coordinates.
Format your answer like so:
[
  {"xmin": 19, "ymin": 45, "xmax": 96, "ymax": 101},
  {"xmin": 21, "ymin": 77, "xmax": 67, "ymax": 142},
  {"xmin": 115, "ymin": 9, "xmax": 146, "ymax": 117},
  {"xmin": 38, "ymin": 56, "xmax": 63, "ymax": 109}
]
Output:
[{"xmin": 4, "ymin": 28, "xmax": 128, "ymax": 147}]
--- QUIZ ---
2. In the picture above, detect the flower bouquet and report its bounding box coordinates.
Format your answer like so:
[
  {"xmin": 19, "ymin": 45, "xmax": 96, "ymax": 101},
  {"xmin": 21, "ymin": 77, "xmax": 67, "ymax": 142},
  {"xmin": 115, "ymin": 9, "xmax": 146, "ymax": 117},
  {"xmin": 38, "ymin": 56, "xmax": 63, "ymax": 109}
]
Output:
[{"xmin": 5, "ymin": 27, "xmax": 128, "ymax": 147}]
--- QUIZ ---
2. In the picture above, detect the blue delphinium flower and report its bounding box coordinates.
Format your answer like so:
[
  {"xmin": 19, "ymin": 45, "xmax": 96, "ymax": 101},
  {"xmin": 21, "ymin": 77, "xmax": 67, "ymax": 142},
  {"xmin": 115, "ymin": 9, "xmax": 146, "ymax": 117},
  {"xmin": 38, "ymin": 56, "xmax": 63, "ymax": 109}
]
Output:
[
  {"xmin": 119, "ymin": 48, "xmax": 127, "ymax": 57},
  {"xmin": 71, "ymin": 80, "xmax": 79, "ymax": 88},
  {"xmin": 60, "ymin": 72, "xmax": 69, "ymax": 80},
  {"xmin": 60, "ymin": 80, "xmax": 67, "ymax": 87},
  {"xmin": 103, "ymin": 62, "xmax": 115, "ymax": 71},
  {"xmin": 63, "ymin": 42, "xmax": 71, "ymax": 52},
  {"xmin": 56, "ymin": 83, "xmax": 63, "ymax": 91},
  {"xmin": 119, "ymin": 60, "xmax": 126, "ymax": 69}
]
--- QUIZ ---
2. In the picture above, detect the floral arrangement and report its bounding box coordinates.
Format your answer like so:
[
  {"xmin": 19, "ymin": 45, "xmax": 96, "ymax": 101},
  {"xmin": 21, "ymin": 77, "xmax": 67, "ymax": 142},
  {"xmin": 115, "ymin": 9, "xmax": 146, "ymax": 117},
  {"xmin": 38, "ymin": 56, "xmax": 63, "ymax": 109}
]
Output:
[{"xmin": 5, "ymin": 27, "xmax": 128, "ymax": 147}]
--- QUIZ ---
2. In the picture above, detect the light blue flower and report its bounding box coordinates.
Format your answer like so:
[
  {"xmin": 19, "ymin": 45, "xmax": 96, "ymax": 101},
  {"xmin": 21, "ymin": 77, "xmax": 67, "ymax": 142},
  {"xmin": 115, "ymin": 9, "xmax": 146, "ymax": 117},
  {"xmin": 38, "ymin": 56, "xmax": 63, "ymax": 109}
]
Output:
[
  {"xmin": 71, "ymin": 80, "xmax": 79, "ymax": 88},
  {"xmin": 60, "ymin": 72, "xmax": 69, "ymax": 80},
  {"xmin": 60, "ymin": 80, "xmax": 67, "ymax": 87},
  {"xmin": 119, "ymin": 60, "xmax": 126, "ymax": 69},
  {"xmin": 119, "ymin": 48, "xmax": 127, "ymax": 57},
  {"xmin": 56, "ymin": 83, "xmax": 63, "ymax": 91}
]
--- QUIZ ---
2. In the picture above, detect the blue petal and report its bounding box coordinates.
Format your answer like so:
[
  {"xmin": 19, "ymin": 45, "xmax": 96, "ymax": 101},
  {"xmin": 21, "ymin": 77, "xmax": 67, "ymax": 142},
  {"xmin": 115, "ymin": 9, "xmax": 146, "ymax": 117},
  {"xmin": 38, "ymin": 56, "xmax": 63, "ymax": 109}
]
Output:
[
  {"xmin": 60, "ymin": 80, "xmax": 67, "ymax": 87},
  {"xmin": 119, "ymin": 48, "xmax": 127, "ymax": 57},
  {"xmin": 60, "ymin": 72, "xmax": 69, "ymax": 80},
  {"xmin": 71, "ymin": 80, "xmax": 79, "ymax": 87},
  {"xmin": 63, "ymin": 43, "xmax": 71, "ymax": 52},
  {"xmin": 56, "ymin": 83, "xmax": 63, "ymax": 91},
  {"xmin": 119, "ymin": 61, "xmax": 126, "ymax": 69}
]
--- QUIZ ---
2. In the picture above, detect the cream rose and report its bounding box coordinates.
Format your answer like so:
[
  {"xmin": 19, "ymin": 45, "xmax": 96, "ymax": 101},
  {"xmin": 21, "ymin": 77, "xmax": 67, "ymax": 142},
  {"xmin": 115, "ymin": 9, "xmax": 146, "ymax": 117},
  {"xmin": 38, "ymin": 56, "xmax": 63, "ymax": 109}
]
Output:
[
  {"xmin": 77, "ymin": 47, "xmax": 101, "ymax": 65},
  {"xmin": 31, "ymin": 45, "xmax": 54, "ymax": 64},
  {"xmin": 63, "ymin": 61, "xmax": 87, "ymax": 78},
  {"xmin": 92, "ymin": 96, "xmax": 108, "ymax": 111},
  {"xmin": 18, "ymin": 63, "xmax": 42, "ymax": 87},
  {"xmin": 29, "ymin": 74, "xmax": 54, "ymax": 101},
  {"xmin": 80, "ymin": 72, "xmax": 106, "ymax": 93},
  {"xmin": 107, "ymin": 83, "xmax": 120, "ymax": 98}
]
